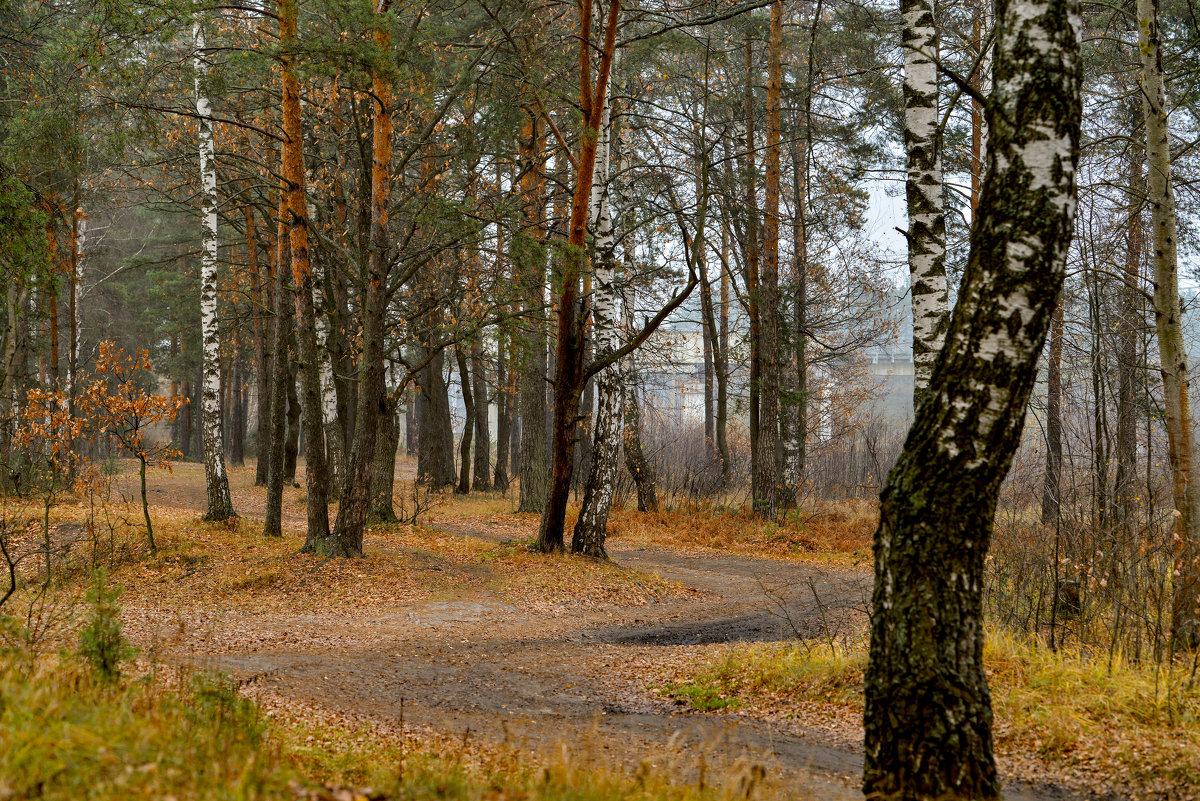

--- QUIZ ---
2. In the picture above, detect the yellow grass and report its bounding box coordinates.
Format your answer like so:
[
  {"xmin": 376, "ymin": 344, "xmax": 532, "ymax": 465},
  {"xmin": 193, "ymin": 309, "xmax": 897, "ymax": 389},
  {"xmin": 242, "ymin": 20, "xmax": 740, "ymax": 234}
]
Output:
[{"xmin": 658, "ymin": 630, "xmax": 1200, "ymax": 796}]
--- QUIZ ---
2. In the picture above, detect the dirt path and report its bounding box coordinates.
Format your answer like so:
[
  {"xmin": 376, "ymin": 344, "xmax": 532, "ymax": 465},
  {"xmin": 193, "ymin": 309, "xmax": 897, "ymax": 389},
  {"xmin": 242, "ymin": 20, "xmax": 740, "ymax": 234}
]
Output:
[{"xmin": 130, "ymin": 463, "xmax": 1101, "ymax": 801}]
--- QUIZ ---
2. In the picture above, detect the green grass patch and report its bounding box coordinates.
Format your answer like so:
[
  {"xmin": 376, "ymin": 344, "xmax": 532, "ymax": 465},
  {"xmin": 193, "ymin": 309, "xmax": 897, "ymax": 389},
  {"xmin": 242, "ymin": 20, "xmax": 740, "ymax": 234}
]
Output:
[{"xmin": 664, "ymin": 680, "xmax": 743, "ymax": 711}]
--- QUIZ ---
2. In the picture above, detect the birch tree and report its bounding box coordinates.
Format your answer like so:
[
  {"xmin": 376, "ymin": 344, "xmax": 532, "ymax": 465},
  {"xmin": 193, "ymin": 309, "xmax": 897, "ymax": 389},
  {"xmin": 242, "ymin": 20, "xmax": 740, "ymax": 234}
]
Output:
[
  {"xmin": 902, "ymin": 0, "xmax": 949, "ymax": 402},
  {"xmin": 1138, "ymin": 0, "xmax": 1200, "ymax": 647},
  {"xmin": 313, "ymin": 254, "xmax": 346, "ymax": 499},
  {"xmin": 572, "ymin": 65, "xmax": 618, "ymax": 557},
  {"xmin": 194, "ymin": 15, "xmax": 234, "ymax": 522},
  {"xmin": 535, "ymin": 0, "xmax": 621, "ymax": 552},
  {"xmin": 863, "ymin": 0, "xmax": 1082, "ymax": 792}
]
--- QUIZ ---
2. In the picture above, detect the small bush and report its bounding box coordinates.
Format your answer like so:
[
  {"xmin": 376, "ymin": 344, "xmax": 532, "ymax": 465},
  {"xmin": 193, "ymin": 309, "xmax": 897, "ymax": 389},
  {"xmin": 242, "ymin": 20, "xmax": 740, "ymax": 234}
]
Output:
[{"xmin": 78, "ymin": 569, "xmax": 136, "ymax": 682}]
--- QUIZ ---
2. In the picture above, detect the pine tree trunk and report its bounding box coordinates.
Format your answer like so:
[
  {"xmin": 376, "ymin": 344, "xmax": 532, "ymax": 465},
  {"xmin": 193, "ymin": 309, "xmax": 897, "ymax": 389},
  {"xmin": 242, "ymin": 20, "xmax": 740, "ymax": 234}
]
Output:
[
  {"xmin": 194, "ymin": 17, "xmax": 235, "ymax": 521},
  {"xmin": 69, "ymin": 202, "xmax": 83, "ymax": 416},
  {"xmin": 329, "ymin": 0, "xmax": 393, "ymax": 557},
  {"xmin": 902, "ymin": 0, "xmax": 949, "ymax": 403},
  {"xmin": 369, "ymin": 391, "xmax": 399, "ymax": 523},
  {"xmin": 1139, "ymin": 0, "xmax": 1200, "ymax": 647},
  {"xmin": 405, "ymin": 387, "xmax": 416, "ymax": 457},
  {"xmin": 284, "ymin": 364, "xmax": 300, "ymax": 483},
  {"xmin": 0, "ymin": 283, "xmax": 24, "ymax": 492},
  {"xmin": 178, "ymin": 379, "xmax": 192, "ymax": 459},
  {"xmin": 863, "ymin": 0, "xmax": 1081, "ymax": 792},
  {"xmin": 516, "ymin": 115, "xmax": 549, "ymax": 513},
  {"xmin": 249, "ymin": 205, "xmax": 274, "ymax": 487},
  {"xmin": 754, "ymin": 0, "xmax": 783, "ymax": 519},
  {"xmin": 229, "ymin": 357, "xmax": 245, "ymax": 466},
  {"xmin": 1042, "ymin": 302, "xmax": 1064, "ymax": 525},
  {"xmin": 279, "ymin": 0, "xmax": 331, "ymax": 551},
  {"xmin": 699, "ymin": 247, "xmax": 722, "ymax": 476},
  {"xmin": 1114, "ymin": 137, "xmax": 1144, "ymax": 531},
  {"xmin": 472, "ymin": 337, "xmax": 492, "ymax": 491},
  {"xmin": 263, "ymin": 191, "xmax": 294, "ymax": 538}
]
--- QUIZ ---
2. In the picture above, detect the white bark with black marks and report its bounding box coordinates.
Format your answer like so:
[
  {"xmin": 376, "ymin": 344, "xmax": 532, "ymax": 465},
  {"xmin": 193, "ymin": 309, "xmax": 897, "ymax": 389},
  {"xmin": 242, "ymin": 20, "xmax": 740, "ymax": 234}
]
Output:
[
  {"xmin": 194, "ymin": 17, "xmax": 234, "ymax": 521},
  {"xmin": 902, "ymin": 0, "xmax": 949, "ymax": 402},
  {"xmin": 864, "ymin": 0, "xmax": 1081, "ymax": 793},
  {"xmin": 312, "ymin": 256, "xmax": 345, "ymax": 493},
  {"xmin": 573, "ymin": 74, "xmax": 619, "ymax": 557}
]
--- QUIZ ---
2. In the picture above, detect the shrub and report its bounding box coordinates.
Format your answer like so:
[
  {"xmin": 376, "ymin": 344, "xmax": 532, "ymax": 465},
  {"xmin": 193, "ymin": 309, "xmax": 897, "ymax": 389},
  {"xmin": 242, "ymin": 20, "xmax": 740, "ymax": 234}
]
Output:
[{"xmin": 78, "ymin": 569, "xmax": 136, "ymax": 682}]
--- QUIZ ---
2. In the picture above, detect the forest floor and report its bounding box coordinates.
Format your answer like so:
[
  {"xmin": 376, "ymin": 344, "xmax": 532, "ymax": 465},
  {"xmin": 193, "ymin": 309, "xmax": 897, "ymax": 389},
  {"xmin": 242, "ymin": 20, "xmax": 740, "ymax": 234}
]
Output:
[{"xmin": 6, "ymin": 458, "xmax": 1180, "ymax": 799}]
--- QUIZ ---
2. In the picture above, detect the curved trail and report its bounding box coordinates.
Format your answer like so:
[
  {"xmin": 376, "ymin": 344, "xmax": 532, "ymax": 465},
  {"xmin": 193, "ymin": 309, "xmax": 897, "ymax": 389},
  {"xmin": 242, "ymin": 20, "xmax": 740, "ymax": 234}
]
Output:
[{"xmin": 130, "ymin": 464, "xmax": 1099, "ymax": 800}]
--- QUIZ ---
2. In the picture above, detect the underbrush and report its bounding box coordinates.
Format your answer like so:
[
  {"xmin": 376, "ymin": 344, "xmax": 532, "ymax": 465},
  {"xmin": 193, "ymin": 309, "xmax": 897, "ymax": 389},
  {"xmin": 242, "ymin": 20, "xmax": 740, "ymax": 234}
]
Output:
[{"xmin": 658, "ymin": 630, "xmax": 1200, "ymax": 795}]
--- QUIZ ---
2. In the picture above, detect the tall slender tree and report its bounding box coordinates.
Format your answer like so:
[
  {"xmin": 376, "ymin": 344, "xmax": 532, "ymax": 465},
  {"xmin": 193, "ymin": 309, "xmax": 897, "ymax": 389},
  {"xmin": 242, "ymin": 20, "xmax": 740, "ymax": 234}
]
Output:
[
  {"xmin": 902, "ymin": 0, "xmax": 949, "ymax": 402},
  {"xmin": 535, "ymin": 0, "xmax": 621, "ymax": 552},
  {"xmin": 1138, "ymin": 0, "xmax": 1200, "ymax": 647},
  {"xmin": 194, "ymin": 13, "xmax": 234, "ymax": 522},
  {"xmin": 279, "ymin": 0, "xmax": 331, "ymax": 551}
]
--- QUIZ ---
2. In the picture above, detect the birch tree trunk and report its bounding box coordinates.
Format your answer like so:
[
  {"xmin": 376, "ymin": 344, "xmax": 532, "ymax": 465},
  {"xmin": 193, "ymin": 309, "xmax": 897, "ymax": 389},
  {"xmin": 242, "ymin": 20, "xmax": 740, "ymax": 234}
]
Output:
[
  {"xmin": 69, "ymin": 204, "xmax": 84, "ymax": 413},
  {"xmin": 573, "ymin": 77, "xmax": 619, "ymax": 557},
  {"xmin": 456, "ymin": 345, "xmax": 474, "ymax": 495},
  {"xmin": 743, "ymin": 32, "xmax": 762, "ymax": 501},
  {"xmin": 863, "ymin": 0, "xmax": 1081, "ymax": 792},
  {"xmin": 494, "ymin": 340, "xmax": 511, "ymax": 490},
  {"xmin": 902, "ymin": 0, "xmax": 949, "ymax": 403},
  {"xmin": 716, "ymin": 226, "xmax": 730, "ymax": 485},
  {"xmin": 1139, "ymin": 0, "xmax": 1200, "ymax": 647},
  {"xmin": 194, "ymin": 17, "xmax": 235, "ymax": 522},
  {"xmin": 313, "ymin": 254, "xmax": 346, "ymax": 500}
]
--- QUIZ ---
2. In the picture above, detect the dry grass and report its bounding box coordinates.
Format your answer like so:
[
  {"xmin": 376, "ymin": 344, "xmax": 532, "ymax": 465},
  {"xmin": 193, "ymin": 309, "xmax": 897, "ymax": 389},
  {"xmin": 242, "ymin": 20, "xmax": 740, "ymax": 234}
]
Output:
[
  {"xmin": 608, "ymin": 498, "xmax": 875, "ymax": 563},
  {"xmin": 0, "ymin": 649, "xmax": 795, "ymax": 801},
  {"xmin": 0, "ymin": 488, "xmax": 689, "ymax": 621},
  {"xmin": 655, "ymin": 630, "xmax": 1200, "ymax": 798}
]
